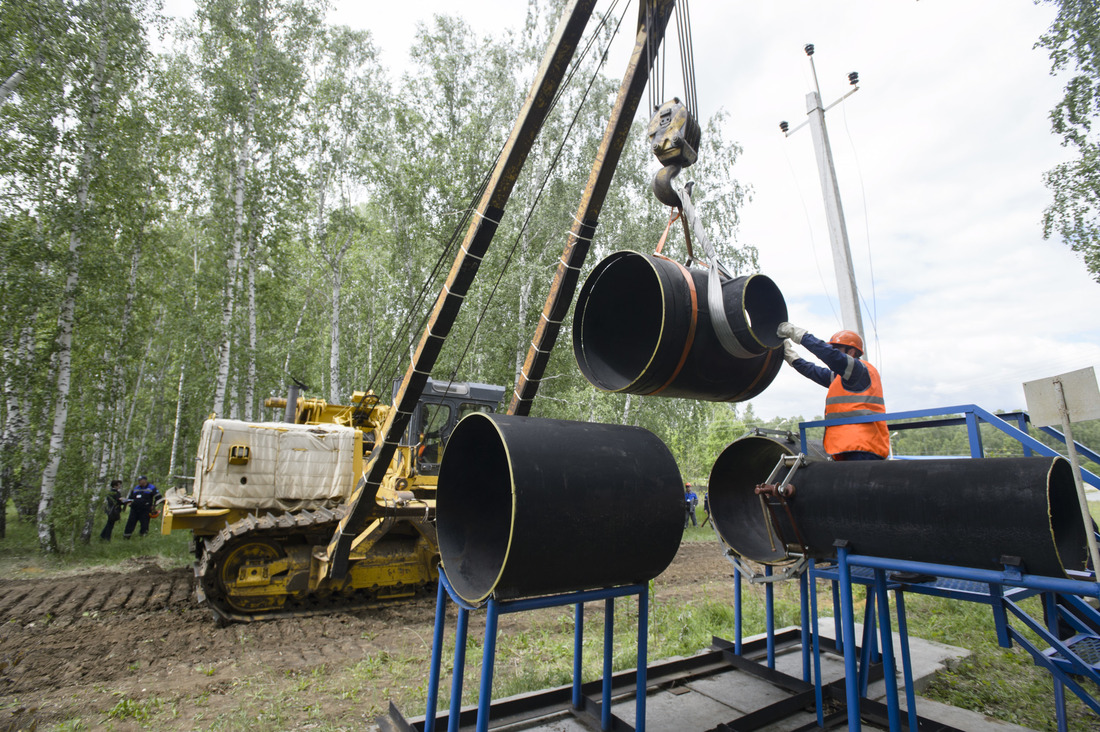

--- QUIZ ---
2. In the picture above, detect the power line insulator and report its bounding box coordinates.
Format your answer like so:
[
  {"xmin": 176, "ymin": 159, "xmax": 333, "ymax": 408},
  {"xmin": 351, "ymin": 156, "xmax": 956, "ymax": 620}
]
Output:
[
  {"xmin": 804, "ymin": 43, "xmax": 814, "ymax": 56},
  {"xmin": 849, "ymin": 71, "xmax": 859, "ymax": 86},
  {"xmin": 779, "ymin": 121, "xmax": 789, "ymax": 133}
]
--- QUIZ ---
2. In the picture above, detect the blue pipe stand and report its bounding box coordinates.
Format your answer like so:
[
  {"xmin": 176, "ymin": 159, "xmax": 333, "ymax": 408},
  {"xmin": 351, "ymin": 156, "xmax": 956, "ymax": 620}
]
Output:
[
  {"xmin": 423, "ymin": 569, "xmax": 650, "ymax": 731},
  {"xmin": 810, "ymin": 549, "xmax": 1100, "ymax": 731}
]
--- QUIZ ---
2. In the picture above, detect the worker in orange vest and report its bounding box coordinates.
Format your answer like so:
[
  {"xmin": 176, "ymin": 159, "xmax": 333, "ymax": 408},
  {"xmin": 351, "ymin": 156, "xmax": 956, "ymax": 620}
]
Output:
[{"xmin": 777, "ymin": 322, "xmax": 890, "ymax": 460}]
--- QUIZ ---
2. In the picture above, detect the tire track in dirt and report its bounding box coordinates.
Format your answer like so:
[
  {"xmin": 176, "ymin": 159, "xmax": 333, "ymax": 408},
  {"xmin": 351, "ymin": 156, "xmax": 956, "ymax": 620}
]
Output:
[
  {"xmin": 0, "ymin": 543, "xmax": 737, "ymax": 730},
  {"xmin": 0, "ymin": 564, "xmax": 195, "ymax": 623}
]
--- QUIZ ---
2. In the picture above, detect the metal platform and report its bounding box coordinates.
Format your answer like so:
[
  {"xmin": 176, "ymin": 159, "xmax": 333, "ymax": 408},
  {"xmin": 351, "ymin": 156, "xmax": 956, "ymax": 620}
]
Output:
[{"xmin": 377, "ymin": 625, "xmax": 1034, "ymax": 731}]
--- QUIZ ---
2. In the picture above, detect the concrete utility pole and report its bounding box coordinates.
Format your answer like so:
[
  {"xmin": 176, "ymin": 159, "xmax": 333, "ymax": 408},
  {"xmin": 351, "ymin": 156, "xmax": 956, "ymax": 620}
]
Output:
[{"xmin": 780, "ymin": 44, "xmax": 864, "ymax": 341}]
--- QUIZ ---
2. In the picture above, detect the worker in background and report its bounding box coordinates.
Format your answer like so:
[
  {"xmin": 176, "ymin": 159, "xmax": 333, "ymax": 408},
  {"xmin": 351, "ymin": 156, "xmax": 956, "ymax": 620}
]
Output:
[
  {"xmin": 777, "ymin": 322, "xmax": 890, "ymax": 460},
  {"xmin": 684, "ymin": 483, "xmax": 698, "ymax": 528},
  {"xmin": 99, "ymin": 479, "xmax": 124, "ymax": 541},
  {"xmin": 123, "ymin": 475, "xmax": 161, "ymax": 539}
]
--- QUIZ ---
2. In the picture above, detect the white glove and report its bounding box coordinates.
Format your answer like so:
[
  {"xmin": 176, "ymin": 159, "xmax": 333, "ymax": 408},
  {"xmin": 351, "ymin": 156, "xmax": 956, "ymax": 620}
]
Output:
[
  {"xmin": 776, "ymin": 322, "xmax": 808, "ymax": 344},
  {"xmin": 783, "ymin": 340, "xmax": 800, "ymax": 365}
]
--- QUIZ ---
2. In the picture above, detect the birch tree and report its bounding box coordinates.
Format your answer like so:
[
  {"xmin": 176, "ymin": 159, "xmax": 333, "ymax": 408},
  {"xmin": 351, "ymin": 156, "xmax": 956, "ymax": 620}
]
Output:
[{"xmin": 34, "ymin": 0, "xmax": 154, "ymax": 551}]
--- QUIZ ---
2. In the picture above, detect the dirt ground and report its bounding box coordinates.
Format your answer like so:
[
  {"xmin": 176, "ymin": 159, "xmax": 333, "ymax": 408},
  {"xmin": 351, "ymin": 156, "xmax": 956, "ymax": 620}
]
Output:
[{"xmin": 0, "ymin": 541, "xmax": 740, "ymax": 731}]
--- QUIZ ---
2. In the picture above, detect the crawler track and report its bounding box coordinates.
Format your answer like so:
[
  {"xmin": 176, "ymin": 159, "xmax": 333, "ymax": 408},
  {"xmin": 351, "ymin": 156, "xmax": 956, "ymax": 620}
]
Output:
[{"xmin": 194, "ymin": 508, "xmax": 435, "ymax": 624}]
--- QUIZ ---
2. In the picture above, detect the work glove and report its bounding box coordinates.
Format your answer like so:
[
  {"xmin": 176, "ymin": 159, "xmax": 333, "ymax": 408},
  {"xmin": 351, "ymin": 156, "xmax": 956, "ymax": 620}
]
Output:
[
  {"xmin": 776, "ymin": 322, "xmax": 808, "ymax": 344},
  {"xmin": 782, "ymin": 340, "xmax": 800, "ymax": 365}
]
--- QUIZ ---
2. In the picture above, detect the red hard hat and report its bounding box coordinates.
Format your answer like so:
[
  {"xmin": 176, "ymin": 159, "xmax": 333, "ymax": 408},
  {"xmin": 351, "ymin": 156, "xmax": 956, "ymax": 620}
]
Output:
[{"xmin": 828, "ymin": 330, "xmax": 864, "ymax": 357}]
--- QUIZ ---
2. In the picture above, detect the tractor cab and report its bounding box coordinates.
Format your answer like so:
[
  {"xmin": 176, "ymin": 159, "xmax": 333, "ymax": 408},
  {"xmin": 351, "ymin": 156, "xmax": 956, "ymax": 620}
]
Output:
[{"xmin": 395, "ymin": 378, "xmax": 506, "ymax": 476}]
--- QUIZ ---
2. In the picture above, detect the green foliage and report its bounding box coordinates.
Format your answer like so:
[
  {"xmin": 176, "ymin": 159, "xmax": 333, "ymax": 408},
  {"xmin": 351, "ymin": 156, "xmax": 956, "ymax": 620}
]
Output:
[
  {"xmin": 1037, "ymin": 0, "xmax": 1100, "ymax": 282},
  {"xmin": 106, "ymin": 695, "xmax": 164, "ymax": 722}
]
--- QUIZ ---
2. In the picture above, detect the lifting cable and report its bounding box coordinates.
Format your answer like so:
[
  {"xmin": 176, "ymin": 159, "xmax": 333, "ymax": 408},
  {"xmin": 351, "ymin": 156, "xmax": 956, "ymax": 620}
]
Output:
[
  {"xmin": 674, "ymin": 0, "xmax": 697, "ymax": 120},
  {"xmin": 421, "ymin": 0, "xmax": 631, "ymax": 438}
]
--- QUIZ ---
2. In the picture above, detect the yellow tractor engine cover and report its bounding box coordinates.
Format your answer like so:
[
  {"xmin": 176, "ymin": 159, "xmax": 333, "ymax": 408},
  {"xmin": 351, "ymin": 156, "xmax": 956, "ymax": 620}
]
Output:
[{"xmin": 194, "ymin": 418, "xmax": 361, "ymax": 511}]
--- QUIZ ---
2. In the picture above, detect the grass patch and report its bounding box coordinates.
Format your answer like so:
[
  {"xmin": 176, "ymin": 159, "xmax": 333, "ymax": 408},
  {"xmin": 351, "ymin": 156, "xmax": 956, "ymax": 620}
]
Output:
[
  {"xmin": 0, "ymin": 504, "xmax": 191, "ymax": 578},
  {"xmin": 106, "ymin": 696, "xmax": 165, "ymax": 722},
  {"xmin": 906, "ymin": 593, "xmax": 1097, "ymax": 731}
]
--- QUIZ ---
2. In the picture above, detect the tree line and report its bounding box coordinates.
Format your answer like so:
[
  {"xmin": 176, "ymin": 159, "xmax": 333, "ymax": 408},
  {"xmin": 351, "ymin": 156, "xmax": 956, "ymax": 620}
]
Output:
[{"xmin": 0, "ymin": 0, "xmax": 765, "ymax": 552}]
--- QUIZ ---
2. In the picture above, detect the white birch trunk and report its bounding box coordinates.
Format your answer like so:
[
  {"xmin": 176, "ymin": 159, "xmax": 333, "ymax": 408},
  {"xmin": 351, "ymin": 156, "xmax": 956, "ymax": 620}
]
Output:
[
  {"xmin": 0, "ymin": 57, "xmax": 35, "ymax": 106},
  {"xmin": 330, "ymin": 269, "xmax": 342, "ymax": 402},
  {"xmin": 168, "ymin": 361, "xmax": 186, "ymax": 481},
  {"xmin": 211, "ymin": 126, "xmax": 248, "ymax": 417},
  {"xmin": 245, "ymin": 233, "xmax": 257, "ymax": 421},
  {"xmin": 37, "ymin": 32, "xmax": 108, "ymax": 552},
  {"xmin": 328, "ymin": 236, "xmax": 352, "ymax": 403},
  {"xmin": 213, "ymin": 13, "xmax": 264, "ymax": 416}
]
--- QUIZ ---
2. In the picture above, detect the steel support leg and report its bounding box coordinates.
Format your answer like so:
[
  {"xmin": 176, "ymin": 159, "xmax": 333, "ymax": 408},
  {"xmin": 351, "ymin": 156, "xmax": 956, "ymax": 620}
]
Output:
[
  {"xmin": 449, "ymin": 606, "xmax": 469, "ymax": 732},
  {"xmin": 574, "ymin": 602, "xmax": 584, "ymax": 710},
  {"xmin": 1044, "ymin": 592, "xmax": 1070, "ymax": 732},
  {"xmin": 810, "ymin": 560, "xmax": 826, "ymax": 728},
  {"xmin": 766, "ymin": 564, "xmax": 776, "ymax": 669},
  {"xmin": 893, "ymin": 589, "xmax": 919, "ymax": 732},
  {"xmin": 873, "ymin": 569, "xmax": 900, "ymax": 731},
  {"xmin": 735, "ymin": 565, "xmax": 743, "ymax": 654},
  {"xmin": 837, "ymin": 544, "xmax": 861, "ymax": 732},
  {"xmin": 603, "ymin": 597, "xmax": 614, "ymax": 731},
  {"xmin": 476, "ymin": 599, "xmax": 500, "ymax": 732},
  {"xmin": 858, "ymin": 593, "xmax": 878, "ymax": 698},
  {"xmin": 800, "ymin": 569, "xmax": 811, "ymax": 682},
  {"xmin": 425, "ymin": 579, "xmax": 447, "ymax": 732},
  {"xmin": 638, "ymin": 585, "xmax": 649, "ymax": 732}
]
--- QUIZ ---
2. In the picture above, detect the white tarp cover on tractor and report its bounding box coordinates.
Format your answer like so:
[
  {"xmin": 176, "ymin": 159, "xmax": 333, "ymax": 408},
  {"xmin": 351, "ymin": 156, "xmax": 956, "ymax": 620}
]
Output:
[{"xmin": 194, "ymin": 418, "xmax": 359, "ymax": 511}]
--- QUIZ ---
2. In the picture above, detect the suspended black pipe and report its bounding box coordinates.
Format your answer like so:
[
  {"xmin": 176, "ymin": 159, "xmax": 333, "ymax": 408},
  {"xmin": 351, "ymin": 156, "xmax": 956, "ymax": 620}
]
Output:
[
  {"xmin": 572, "ymin": 251, "xmax": 786, "ymax": 402},
  {"xmin": 436, "ymin": 413, "xmax": 684, "ymax": 604},
  {"xmin": 708, "ymin": 434, "xmax": 1090, "ymax": 578}
]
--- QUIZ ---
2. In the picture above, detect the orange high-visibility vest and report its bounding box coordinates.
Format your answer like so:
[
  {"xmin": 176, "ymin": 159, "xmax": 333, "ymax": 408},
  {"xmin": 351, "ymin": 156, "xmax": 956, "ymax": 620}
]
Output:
[{"xmin": 823, "ymin": 361, "xmax": 890, "ymax": 458}]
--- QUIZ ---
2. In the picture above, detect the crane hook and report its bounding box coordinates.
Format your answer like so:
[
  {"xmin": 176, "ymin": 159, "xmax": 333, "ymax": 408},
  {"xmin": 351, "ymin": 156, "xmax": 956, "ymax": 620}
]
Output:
[{"xmin": 647, "ymin": 98, "xmax": 701, "ymax": 210}]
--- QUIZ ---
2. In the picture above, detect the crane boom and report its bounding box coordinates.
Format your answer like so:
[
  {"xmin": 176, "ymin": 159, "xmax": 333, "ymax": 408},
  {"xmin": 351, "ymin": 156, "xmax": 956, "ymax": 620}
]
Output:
[{"xmin": 509, "ymin": 0, "xmax": 678, "ymax": 416}]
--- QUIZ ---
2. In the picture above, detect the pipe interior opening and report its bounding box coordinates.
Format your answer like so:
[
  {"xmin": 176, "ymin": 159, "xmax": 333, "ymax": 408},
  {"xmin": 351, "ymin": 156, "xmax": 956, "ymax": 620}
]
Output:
[
  {"xmin": 708, "ymin": 435, "xmax": 793, "ymax": 565},
  {"xmin": 577, "ymin": 254, "xmax": 662, "ymax": 390},
  {"xmin": 739, "ymin": 276, "xmax": 787, "ymax": 350},
  {"xmin": 436, "ymin": 413, "xmax": 514, "ymax": 603},
  {"xmin": 1049, "ymin": 457, "xmax": 1090, "ymax": 574}
]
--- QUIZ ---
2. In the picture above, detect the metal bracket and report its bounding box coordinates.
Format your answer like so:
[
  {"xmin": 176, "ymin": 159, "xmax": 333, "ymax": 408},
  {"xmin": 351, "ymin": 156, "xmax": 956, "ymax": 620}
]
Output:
[
  {"xmin": 754, "ymin": 453, "xmax": 811, "ymax": 560},
  {"xmin": 725, "ymin": 550, "xmax": 808, "ymax": 584}
]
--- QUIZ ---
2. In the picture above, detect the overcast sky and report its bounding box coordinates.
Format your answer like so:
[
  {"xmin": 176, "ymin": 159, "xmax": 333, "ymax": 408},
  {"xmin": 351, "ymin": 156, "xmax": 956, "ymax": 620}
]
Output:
[{"xmin": 166, "ymin": 1, "xmax": 1100, "ymax": 422}]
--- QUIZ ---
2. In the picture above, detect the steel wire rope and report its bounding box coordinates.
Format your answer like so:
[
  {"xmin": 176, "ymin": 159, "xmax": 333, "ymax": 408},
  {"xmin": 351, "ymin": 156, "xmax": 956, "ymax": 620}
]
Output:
[
  {"xmin": 351, "ymin": 165, "xmax": 496, "ymax": 423},
  {"xmin": 837, "ymin": 96, "xmax": 883, "ymax": 370},
  {"xmin": 779, "ymin": 140, "xmax": 842, "ymax": 328},
  {"xmin": 418, "ymin": 0, "xmax": 630, "ymax": 434},
  {"xmin": 674, "ymin": 0, "xmax": 697, "ymax": 118}
]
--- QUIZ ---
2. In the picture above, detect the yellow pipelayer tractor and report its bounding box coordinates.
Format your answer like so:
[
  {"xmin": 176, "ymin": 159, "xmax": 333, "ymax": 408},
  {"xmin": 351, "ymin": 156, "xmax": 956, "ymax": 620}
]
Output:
[{"xmin": 162, "ymin": 379, "xmax": 504, "ymax": 622}]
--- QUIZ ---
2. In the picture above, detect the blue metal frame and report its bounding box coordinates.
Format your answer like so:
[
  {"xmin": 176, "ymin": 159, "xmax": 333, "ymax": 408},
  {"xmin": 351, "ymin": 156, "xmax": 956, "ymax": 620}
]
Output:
[
  {"xmin": 817, "ymin": 551, "xmax": 1100, "ymax": 730},
  {"xmin": 425, "ymin": 569, "xmax": 650, "ymax": 732},
  {"xmin": 798, "ymin": 404, "xmax": 1100, "ymax": 488}
]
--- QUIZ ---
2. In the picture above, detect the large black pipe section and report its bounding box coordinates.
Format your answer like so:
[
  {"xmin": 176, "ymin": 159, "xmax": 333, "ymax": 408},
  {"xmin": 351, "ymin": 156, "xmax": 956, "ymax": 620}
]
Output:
[
  {"xmin": 708, "ymin": 434, "xmax": 1089, "ymax": 578},
  {"xmin": 572, "ymin": 251, "xmax": 787, "ymax": 402},
  {"xmin": 436, "ymin": 413, "xmax": 684, "ymax": 604}
]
